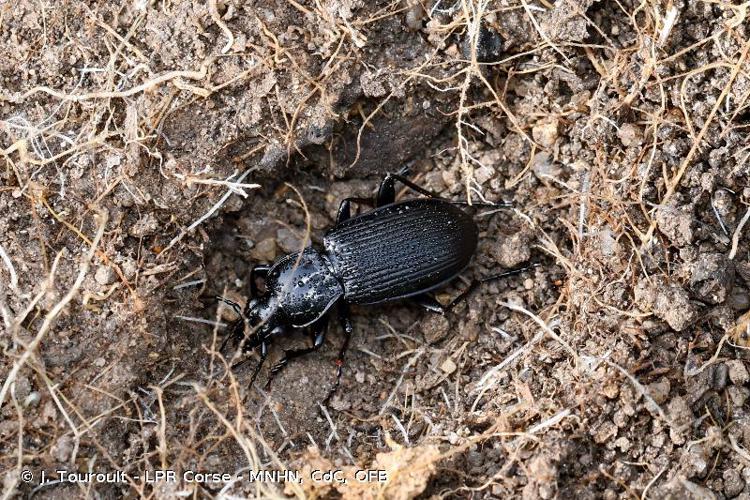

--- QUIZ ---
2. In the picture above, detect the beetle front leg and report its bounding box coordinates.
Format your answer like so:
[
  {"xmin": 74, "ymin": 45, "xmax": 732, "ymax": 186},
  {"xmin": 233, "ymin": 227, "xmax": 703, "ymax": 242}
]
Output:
[
  {"xmin": 229, "ymin": 337, "xmax": 270, "ymax": 393},
  {"xmin": 219, "ymin": 316, "xmax": 243, "ymax": 353},
  {"xmin": 250, "ymin": 265, "xmax": 270, "ymax": 298},
  {"xmin": 216, "ymin": 297, "xmax": 244, "ymax": 353},
  {"xmin": 323, "ymin": 302, "xmax": 353, "ymax": 406},
  {"xmin": 264, "ymin": 317, "xmax": 329, "ymax": 389},
  {"xmin": 248, "ymin": 340, "xmax": 269, "ymax": 388}
]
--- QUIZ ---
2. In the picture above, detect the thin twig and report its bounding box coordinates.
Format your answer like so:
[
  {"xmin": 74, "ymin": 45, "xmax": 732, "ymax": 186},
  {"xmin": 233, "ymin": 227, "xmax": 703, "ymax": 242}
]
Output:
[
  {"xmin": 209, "ymin": 0, "xmax": 234, "ymax": 54},
  {"xmin": 159, "ymin": 168, "xmax": 255, "ymax": 258},
  {"xmin": 0, "ymin": 243, "xmax": 19, "ymax": 291},
  {"xmin": 729, "ymin": 206, "xmax": 750, "ymax": 259}
]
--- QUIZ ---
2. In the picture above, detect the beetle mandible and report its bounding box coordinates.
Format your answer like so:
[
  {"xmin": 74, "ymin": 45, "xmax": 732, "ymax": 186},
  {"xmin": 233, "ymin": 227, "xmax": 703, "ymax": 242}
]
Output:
[{"xmin": 218, "ymin": 172, "xmax": 531, "ymax": 403}]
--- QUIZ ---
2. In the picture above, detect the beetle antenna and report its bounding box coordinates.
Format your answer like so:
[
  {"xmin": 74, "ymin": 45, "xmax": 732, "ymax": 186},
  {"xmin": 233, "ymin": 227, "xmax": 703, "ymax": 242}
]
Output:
[
  {"xmin": 215, "ymin": 295, "xmax": 243, "ymax": 318},
  {"xmin": 396, "ymin": 163, "xmax": 412, "ymax": 177}
]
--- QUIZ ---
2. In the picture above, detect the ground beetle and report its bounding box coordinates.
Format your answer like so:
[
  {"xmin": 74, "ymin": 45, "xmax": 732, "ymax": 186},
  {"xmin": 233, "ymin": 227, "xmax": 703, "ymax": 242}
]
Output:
[{"xmin": 219, "ymin": 173, "xmax": 530, "ymax": 403}]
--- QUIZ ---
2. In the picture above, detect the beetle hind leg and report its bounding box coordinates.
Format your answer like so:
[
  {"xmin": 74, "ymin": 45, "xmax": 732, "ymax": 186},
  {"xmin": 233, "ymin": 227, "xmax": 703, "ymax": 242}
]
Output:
[
  {"xmin": 415, "ymin": 265, "xmax": 535, "ymax": 316},
  {"xmin": 413, "ymin": 294, "xmax": 447, "ymax": 314},
  {"xmin": 336, "ymin": 197, "xmax": 373, "ymax": 223}
]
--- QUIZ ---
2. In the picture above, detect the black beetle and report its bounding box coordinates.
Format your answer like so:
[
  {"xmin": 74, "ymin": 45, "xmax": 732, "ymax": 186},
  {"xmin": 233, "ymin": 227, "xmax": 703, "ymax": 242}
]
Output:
[{"xmin": 219, "ymin": 173, "xmax": 530, "ymax": 402}]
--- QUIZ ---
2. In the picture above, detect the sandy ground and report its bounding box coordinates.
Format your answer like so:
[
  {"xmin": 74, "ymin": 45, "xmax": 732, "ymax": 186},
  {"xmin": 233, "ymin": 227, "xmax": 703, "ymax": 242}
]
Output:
[{"xmin": 3, "ymin": 0, "xmax": 750, "ymax": 498}]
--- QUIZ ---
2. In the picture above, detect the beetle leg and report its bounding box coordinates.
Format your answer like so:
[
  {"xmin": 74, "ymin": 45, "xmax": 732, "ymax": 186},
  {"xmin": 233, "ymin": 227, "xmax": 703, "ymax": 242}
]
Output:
[
  {"xmin": 216, "ymin": 297, "xmax": 244, "ymax": 353},
  {"xmin": 336, "ymin": 197, "xmax": 373, "ymax": 223},
  {"xmin": 443, "ymin": 266, "xmax": 533, "ymax": 311},
  {"xmin": 416, "ymin": 265, "xmax": 535, "ymax": 315},
  {"xmin": 413, "ymin": 294, "xmax": 447, "ymax": 314},
  {"xmin": 264, "ymin": 317, "xmax": 329, "ymax": 389},
  {"xmin": 380, "ymin": 173, "xmax": 511, "ymax": 209},
  {"xmin": 376, "ymin": 175, "xmax": 396, "ymax": 205},
  {"xmin": 248, "ymin": 340, "xmax": 269, "ymax": 388},
  {"xmin": 378, "ymin": 173, "xmax": 441, "ymax": 204},
  {"xmin": 216, "ymin": 296, "xmax": 243, "ymax": 317},
  {"xmin": 230, "ymin": 335, "xmax": 267, "ymax": 369},
  {"xmin": 219, "ymin": 317, "xmax": 242, "ymax": 353},
  {"xmin": 323, "ymin": 302, "xmax": 354, "ymax": 406},
  {"xmin": 250, "ymin": 265, "xmax": 271, "ymax": 297}
]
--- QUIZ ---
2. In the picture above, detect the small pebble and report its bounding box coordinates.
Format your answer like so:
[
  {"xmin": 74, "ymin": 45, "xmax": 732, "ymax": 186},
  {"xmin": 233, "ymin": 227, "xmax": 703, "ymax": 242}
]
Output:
[
  {"xmin": 617, "ymin": 123, "xmax": 643, "ymax": 146},
  {"xmin": 448, "ymin": 432, "xmax": 459, "ymax": 445},
  {"xmin": 713, "ymin": 363, "xmax": 728, "ymax": 390},
  {"xmin": 728, "ymin": 386, "xmax": 749, "ymax": 407},
  {"xmin": 727, "ymin": 360, "xmax": 749, "ymax": 386},
  {"xmin": 276, "ymin": 228, "xmax": 302, "ymax": 254},
  {"xmin": 440, "ymin": 357, "xmax": 457, "ymax": 374},
  {"xmin": 404, "ymin": 1, "xmax": 424, "ymax": 30},
  {"xmin": 473, "ymin": 165, "xmax": 495, "ymax": 185},
  {"xmin": 95, "ymin": 266, "xmax": 116, "ymax": 285},
  {"xmin": 724, "ymin": 468, "xmax": 745, "ymax": 497},
  {"xmin": 532, "ymin": 120, "xmax": 559, "ymax": 148},
  {"xmin": 614, "ymin": 436, "xmax": 631, "ymax": 452},
  {"xmin": 23, "ymin": 391, "xmax": 41, "ymax": 408},
  {"xmin": 250, "ymin": 238, "xmax": 277, "ymax": 262},
  {"xmin": 647, "ymin": 378, "xmax": 671, "ymax": 404}
]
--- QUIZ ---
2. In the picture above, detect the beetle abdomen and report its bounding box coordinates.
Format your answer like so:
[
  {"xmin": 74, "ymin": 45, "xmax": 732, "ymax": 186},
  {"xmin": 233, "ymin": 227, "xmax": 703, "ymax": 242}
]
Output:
[{"xmin": 323, "ymin": 198, "xmax": 478, "ymax": 304}]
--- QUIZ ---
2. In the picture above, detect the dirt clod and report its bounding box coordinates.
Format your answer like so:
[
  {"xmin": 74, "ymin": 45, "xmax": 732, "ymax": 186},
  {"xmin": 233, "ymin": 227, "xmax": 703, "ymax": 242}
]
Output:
[
  {"xmin": 635, "ymin": 277, "xmax": 698, "ymax": 332},
  {"xmin": 727, "ymin": 360, "xmax": 750, "ymax": 386},
  {"xmin": 691, "ymin": 253, "xmax": 735, "ymax": 304},
  {"xmin": 532, "ymin": 120, "xmax": 559, "ymax": 149},
  {"xmin": 617, "ymin": 123, "xmax": 643, "ymax": 147},
  {"xmin": 493, "ymin": 231, "xmax": 532, "ymax": 268},
  {"xmin": 656, "ymin": 206, "xmax": 695, "ymax": 247},
  {"xmin": 724, "ymin": 469, "xmax": 745, "ymax": 498}
]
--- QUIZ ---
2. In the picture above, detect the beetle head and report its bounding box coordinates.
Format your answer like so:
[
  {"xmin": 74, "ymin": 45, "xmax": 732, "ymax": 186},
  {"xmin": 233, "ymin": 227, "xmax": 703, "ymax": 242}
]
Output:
[{"xmin": 243, "ymin": 296, "xmax": 279, "ymax": 337}]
